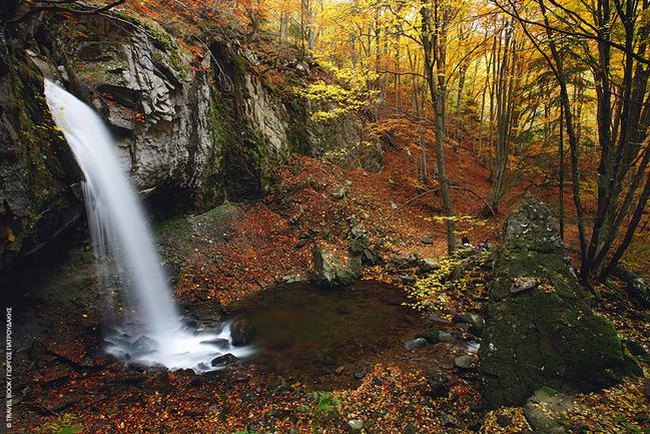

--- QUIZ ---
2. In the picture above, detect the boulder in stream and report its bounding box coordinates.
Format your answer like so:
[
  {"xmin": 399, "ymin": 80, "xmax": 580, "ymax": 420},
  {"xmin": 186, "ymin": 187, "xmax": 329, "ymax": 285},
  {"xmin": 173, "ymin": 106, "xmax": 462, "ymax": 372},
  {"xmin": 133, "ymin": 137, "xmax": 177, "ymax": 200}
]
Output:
[
  {"xmin": 231, "ymin": 318, "xmax": 255, "ymax": 346},
  {"xmin": 211, "ymin": 353, "xmax": 238, "ymax": 367},
  {"xmin": 479, "ymin": 197, "xmax": 638, "ymax": 408}
]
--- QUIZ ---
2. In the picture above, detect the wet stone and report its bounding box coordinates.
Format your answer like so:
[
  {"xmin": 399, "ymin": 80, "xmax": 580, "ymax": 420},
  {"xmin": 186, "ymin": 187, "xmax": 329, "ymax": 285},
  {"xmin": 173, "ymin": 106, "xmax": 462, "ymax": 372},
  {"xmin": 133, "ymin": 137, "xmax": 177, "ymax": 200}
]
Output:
[
  {"xmin": 231, "ymin": 318, "xmax": 255, "ymax": 346},
  {"xmin": 211, "ymin": 353, "xmax": 238, "ymax": 367},
  {"xmin": 438, "ymin": 331, "xmax": 457, "ymax": 344},
  {"xmin": 200, "ymin": 338, "xmax": 229, "ymax": 348},
  {"xmin": 401, "ymin": 274, "xmax": 416, "ymax": 284},
  {"xmin": 427, "ymin": 314, "xmax": 453, "ymax": 328},
  {"xmin": 404, "ymin": 337, "xmax": 428, "ymax": 350},
  {"xmin": 417, "ymin": 327, "xmax": 440, "ymax": 344},
  {"xmin": 453, "ymin": 313, "xmax": 484, "ymax": 337},
  {"xmin": 132, "ymin": 335, "xmax": 158, "ymax": 354}
]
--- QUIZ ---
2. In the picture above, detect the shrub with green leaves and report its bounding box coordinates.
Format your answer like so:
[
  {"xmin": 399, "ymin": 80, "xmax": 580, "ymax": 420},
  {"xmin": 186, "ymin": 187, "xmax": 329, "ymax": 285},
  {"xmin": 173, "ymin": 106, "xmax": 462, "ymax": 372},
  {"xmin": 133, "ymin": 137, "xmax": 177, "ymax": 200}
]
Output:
[
  {"xmin": 298, "ymin": 391, "xmax": 341, "ymax": 418},
  {"xmin": 405, "ymin": 249, "xmax": 490, "ymax": 312},
  {"xmin": 294, "ymin": 59, "xmax": 378, "ymax": 122},
  {"xmin": 37, "ymin": 413, "xmax": 82, "ymax": 434}
]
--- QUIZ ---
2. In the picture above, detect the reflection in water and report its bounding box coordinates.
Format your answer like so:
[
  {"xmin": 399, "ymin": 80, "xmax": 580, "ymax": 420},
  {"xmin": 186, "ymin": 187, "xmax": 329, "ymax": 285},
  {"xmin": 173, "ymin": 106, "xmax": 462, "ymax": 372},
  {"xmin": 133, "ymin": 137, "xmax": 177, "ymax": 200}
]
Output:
[{"xmin": 241, "ymin": 281, "xmax": 422, "ymax": 386}]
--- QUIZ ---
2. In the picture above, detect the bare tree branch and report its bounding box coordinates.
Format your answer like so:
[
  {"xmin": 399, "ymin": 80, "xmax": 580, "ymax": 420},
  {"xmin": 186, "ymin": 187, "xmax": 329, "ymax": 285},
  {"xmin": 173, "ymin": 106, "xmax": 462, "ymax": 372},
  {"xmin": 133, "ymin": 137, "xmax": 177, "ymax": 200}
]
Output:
[{"xmin": 9, "ymin": 0, "xmax": 125, "ymax": 25}]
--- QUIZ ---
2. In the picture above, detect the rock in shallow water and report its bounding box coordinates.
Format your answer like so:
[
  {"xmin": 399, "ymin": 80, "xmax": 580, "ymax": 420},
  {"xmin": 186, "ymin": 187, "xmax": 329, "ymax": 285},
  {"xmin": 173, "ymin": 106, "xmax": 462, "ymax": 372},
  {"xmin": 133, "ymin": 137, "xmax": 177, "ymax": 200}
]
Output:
[
  {"xmin": 132, "ymin": 336, "xmax": 158, "ymax": 354},
  {"xmin": 404, "ymin": 337, "xmax": 428, "ymax": 350},
  {"xmin": 200, "ymin": 338, "xmax": 229, "ymax": 348},
  {"xmin": 211, "ymin": 353, "xmax": 238, "ymax": 367},
  {"xmin": 231, "ymin": 318, "xmax": 255, "ymax": 346},
  {"xmin": 417, "ymin": 328, "xmax": 440, "ymax": 344},
  {"xmin": 452, "ymin": 313, "xmax": 484, "ymax": 337}
]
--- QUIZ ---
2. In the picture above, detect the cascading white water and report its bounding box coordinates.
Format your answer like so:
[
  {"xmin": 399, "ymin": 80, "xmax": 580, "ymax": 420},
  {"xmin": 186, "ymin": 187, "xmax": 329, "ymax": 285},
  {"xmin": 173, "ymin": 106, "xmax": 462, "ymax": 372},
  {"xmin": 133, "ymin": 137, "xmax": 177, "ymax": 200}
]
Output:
[{"xmin": 44, "ymin": 79, "xmax": 251, "ymax": 372}]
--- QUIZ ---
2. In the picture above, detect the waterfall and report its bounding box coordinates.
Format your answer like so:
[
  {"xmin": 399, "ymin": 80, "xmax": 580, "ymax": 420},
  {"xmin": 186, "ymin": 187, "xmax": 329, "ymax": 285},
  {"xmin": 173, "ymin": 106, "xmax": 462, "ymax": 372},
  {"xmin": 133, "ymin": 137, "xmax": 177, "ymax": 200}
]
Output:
[{"xmin": 44, "ymin": 79, "xmax": 250, "ymax": 372}]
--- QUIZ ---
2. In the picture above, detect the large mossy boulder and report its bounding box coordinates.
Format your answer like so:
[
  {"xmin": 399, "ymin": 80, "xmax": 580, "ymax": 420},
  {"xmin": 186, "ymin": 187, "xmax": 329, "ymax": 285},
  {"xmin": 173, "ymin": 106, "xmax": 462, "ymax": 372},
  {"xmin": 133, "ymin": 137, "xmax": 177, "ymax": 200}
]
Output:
[
  {"xmin": 312, "ymin": 243, "xmax": 362, "ymax": 288},
  {"xmin": 479, "ymin": 197, "xmax": 637, "ymax": 408}
]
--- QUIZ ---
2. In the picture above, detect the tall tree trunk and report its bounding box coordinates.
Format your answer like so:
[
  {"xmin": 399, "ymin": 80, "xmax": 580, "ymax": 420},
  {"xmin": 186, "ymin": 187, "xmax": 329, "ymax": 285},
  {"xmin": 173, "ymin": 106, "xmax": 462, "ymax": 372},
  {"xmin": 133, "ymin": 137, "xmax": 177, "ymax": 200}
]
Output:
[
  {"xmin": 420, "ymin": 0, "xmax": 455, "ymax": 253},
  {"xmin": 301, "ymin": 0, "xmax": 315, "ymax": 53},
  {"xmin": 559, "ymin": 103, "xmax": 565, "ymax": 240},
  {"xmin": 486, "ymin": 21, "xmax": 515, "ymax": 214},
  {"xmin": 533, "ymin": 0, "xmax": 589, "ymax": 276}
]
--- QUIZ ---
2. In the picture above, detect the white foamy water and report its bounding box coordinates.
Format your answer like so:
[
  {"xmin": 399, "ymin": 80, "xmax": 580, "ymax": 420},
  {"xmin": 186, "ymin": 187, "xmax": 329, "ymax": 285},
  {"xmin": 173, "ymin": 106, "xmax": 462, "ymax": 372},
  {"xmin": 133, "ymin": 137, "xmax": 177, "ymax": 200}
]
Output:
[{"xmin": 44, "ymin": 79, "xmax": 251, "ymax": 372}]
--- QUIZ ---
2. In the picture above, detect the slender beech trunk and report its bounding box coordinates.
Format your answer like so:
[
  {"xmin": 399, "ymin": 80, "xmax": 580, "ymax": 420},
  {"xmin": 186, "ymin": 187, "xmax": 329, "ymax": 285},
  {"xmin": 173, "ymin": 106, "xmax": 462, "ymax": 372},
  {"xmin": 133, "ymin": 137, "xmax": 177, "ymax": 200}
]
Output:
[
  {"xmin": 559, "ymin": 103, "xmax": 565, "ymax": 240},
  {"xmin": 420, "ymin": 0, "xmax": 455, "ymax": 253},
  {"xmin": 486, "ymin": 21, "xmax": 516, "ymax": 214}
]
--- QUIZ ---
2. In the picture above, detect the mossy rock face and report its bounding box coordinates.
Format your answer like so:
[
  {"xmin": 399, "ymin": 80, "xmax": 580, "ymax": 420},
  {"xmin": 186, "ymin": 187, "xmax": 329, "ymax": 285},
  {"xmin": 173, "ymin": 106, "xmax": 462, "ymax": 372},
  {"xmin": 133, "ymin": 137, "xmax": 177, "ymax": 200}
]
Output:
[
  {"xmin": 304, "ymin": 105, "xmax": 384, "ymax": 173},
  {"xmin": 224, "ymin": 130, "xmax": 267, "ymax": 200},
  {"xmin": 479, "ymin": 197, "xmax": 637, "ymax": 409},
  {"xmin": 0, "ymin": 36, "xmax": 82, "ymax": 272}
]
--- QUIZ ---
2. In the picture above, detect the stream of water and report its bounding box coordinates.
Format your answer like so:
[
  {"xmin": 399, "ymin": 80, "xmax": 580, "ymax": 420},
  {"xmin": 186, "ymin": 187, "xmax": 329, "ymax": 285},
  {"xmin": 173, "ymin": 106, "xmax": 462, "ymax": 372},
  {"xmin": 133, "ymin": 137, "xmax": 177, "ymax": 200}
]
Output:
[{"xmin": 44, "ymin": 79, "xmax": 250, "ymax": 373}]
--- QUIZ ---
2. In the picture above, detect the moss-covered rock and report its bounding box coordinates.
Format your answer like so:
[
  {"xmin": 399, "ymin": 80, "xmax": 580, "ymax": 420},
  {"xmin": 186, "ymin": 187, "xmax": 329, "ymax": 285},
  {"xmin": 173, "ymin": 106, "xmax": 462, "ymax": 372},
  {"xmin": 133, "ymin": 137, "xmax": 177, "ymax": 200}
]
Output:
[
  {"xmin": 304, "ymin": 106, "xmax": 384, "ymax": 173},
  {"xmin": 0, "ymin": 35, "xmax": 82, "ymax": 271},
  {"xmin": 211, "ymin": 42, "xmax": 293, "ymax": 200},
  {"xmin": 479, "ymin": 197, "xmax": 638, "ymax": 409}
]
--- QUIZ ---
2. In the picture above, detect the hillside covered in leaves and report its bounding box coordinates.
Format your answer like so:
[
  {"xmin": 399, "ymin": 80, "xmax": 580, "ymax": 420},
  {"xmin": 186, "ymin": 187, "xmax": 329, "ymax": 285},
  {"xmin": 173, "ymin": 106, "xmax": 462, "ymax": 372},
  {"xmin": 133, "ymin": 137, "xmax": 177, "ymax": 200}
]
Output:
[{"xmin": 0, "ymin": 0, "xmax": 649, "ymax": 433}]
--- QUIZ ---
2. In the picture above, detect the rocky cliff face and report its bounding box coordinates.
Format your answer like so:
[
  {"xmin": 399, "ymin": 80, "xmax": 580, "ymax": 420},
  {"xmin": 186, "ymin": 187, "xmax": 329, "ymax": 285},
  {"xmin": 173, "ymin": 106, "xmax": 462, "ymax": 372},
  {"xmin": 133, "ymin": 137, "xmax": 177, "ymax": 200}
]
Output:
[
  {"xmin": 0, "ymin": 12, "xmax": 374, "ymax": 272},
  {"xmin": 0, "ymin": 28, "xmax": 83, "ymax": 272}
]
